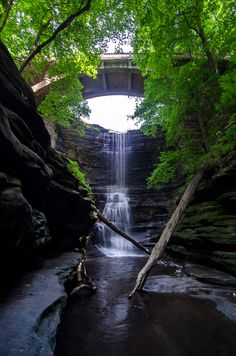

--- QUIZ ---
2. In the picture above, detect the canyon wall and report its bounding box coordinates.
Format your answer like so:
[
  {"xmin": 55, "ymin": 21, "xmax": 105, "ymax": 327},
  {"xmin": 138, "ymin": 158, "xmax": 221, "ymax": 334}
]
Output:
[
  {"xmin": 1, "ymin": 37, "xmax": 235, "ymax": 278},
  {"xmin": 58, "ymin": 125, "xmax": 181, "ymax": 242},
  {"xmin": 58, "ymin": 124, "xmax": 236, "ymax": 274},
  {"xmin": 0, "ymin": 41, "xmax": 95, "ymax": 278},
  {"xmin": 172, "ymin": 154, "xmax": 236, "ymax": 274}
]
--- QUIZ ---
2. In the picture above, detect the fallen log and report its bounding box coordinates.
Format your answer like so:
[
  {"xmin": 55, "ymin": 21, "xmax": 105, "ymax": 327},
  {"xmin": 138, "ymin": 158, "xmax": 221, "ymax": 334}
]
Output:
[
  {"xmin": 129, "ymin": 169, "xmax": 204, "ymax": 298},
  {"xmin": 96, "ymin": 210, "xmax": 151, "ymax": 255}
]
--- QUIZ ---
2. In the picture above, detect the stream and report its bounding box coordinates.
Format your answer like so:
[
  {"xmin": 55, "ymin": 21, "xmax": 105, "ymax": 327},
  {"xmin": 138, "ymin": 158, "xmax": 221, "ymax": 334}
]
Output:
[
  {"xmin": 55, "ymin": 248, "xmax": 236, "ymax": 356},
  {"xmin": 0, "ymin": 249, "xmax": 236, "ymax": 355},
  {"xmin": 55, "ymin": 130, "xmax": 236, "ymax": 356}
]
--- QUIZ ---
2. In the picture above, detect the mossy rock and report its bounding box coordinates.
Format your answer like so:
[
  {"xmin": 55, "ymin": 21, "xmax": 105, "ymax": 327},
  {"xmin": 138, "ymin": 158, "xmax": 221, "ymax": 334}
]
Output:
[{"xmin": 217, "ymin": 191, "xmax": 236, "ymax": 203}]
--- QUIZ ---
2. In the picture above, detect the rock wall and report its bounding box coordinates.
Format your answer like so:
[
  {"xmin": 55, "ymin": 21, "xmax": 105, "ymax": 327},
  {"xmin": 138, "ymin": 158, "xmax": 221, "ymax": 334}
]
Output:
[
  {"xmin": 58, "ymin": 124, "xmax": 236, "ymax": 274},
  {"xmin": 0, "ymin": 41, "xmax": 95, "ymax": 278},
  {"xmin": 127, "ymin": 130, "xmax": 181, "ymax": 240},
  {"xmin": 58, "ymin": 125, "xmax": 181, "ymax": 242},
  {"xmin": 171, "ymin": 154, "xmax": 236, "ymax": 274}
]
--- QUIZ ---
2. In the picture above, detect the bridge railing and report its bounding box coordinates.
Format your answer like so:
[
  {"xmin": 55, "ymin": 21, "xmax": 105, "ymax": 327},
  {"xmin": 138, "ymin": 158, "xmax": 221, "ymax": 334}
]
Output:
[
  {"xmin": 101, "ymin": 52, "xmax": 133, "ymax": 60},
  {"xmin": 100, "ymin": 52, "xmax": 136, "ymax": 69}
]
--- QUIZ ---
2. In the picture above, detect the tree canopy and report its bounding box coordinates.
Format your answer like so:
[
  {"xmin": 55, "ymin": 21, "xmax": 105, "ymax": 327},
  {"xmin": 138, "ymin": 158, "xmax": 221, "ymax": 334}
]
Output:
[
  {"xmin": 0, "ymin": 0, "xmax": 133, "ymax": 128},
  {"xmin": 128, "ymin": 0, "xmax": 236, "ymax": 185},
  {"xmin": 0, "ymin": 0, "xmax": 235, "ymax": 184}
]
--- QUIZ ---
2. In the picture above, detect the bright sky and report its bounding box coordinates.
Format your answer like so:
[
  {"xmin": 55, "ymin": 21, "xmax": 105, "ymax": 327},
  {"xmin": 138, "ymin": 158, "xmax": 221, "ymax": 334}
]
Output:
[
  {"xmin": 84, "ymin": 96, "xmax": 140, "ymax": 132},
  {"xmin": 83, "ymin": 40, "xmax": 140, "ymax": 132}
]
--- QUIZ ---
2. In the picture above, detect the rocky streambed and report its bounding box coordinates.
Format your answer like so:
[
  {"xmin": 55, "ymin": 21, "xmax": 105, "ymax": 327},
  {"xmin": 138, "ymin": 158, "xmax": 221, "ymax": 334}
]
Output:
[
  {"xmin": 56, "ymin": 253, "xmax": 236, "ymax": 356},
  {"xmin": 55, "ymin": 249, "xmax": 236, "ymax": 356}
]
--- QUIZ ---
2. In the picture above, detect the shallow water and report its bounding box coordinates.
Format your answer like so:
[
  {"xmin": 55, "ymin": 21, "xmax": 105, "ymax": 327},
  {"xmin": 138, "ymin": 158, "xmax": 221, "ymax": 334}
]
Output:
[{"xmin": 55, "ymin": 252, "xmax": 236, "ymax": 356}]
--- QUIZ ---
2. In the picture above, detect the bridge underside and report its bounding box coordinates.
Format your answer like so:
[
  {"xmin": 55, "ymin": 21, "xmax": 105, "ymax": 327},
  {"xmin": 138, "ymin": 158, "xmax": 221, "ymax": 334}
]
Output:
[
  {"xmin": 80, "ymin": 68, "xmax": 144, "ymax": 99},
  {"xmin": 32, "ymin": 54, "xmax": 145, "ymax": 101}
]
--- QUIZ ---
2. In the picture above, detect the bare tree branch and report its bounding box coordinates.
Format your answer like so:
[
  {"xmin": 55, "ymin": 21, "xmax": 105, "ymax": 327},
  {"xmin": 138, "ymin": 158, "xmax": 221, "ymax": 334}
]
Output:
[
  {"xmin": 129, "ymin": 169, "xmax": 204, "ymax": 298},
  {"xmin": 96, "ymin": 210, "xmax": 151, "ymax": 255},
  {"xmin": 20, "ymin": 0, "xmax": 92, "ymax": 72}
]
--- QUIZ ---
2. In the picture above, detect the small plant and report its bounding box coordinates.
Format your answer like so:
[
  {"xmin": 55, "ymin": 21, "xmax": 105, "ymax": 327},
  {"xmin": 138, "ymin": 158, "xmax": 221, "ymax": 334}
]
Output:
[
  {"xmin": 147, "ymin": 150, "xmax": 181, "ymax": 187},
  {"xmin": 67, "ymin": 160, "xmax": 93, "ymax": 199}
]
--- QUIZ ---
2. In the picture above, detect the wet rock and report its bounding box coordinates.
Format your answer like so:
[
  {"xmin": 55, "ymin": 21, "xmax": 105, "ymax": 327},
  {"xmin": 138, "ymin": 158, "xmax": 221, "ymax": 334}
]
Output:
[
  {"xmin": 30, "ymin": 209, "xmax": 51, "ymax": 248},
  {"xmin": 0, "ymin": 186, "xmax": 32, "ymax": 255},
  {"xmin": 0, "ymin": 172, "xmax": 8, "ymax": 186},
  {"xmin": 44, "ymin": 120, "xmax": 58, "ymax": 149},
  {"xmin": 45, "ymin": 181, "xmax": 94, "ymax": 249},
  {"xmin": 7, "ymin": 175, "xmax": 22, "ymax": 187},
  {"xmin": 0, "ymin": 252, "xmax": 80, "ymax": 356},
  {"xmin": 0, "ymin": 182, "xmax": 52, "ymax": 277},
  {"xmin": 185, "ymin": 265, "xmax": 236, "ymax": 287}
]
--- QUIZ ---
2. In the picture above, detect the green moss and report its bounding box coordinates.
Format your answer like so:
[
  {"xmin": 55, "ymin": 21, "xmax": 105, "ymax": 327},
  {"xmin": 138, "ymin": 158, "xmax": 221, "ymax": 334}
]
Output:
[{"xmin": 67, "ymin": 160, "xmax": 94, "ymax": 200}]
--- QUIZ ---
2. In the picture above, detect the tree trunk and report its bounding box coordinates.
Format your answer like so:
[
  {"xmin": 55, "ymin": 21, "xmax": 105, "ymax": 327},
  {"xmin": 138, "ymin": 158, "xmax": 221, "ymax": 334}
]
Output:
[
  {"xmin": 129, "ymin": 169, "xmax": 204, "ymax": 298},
  {"xmin": 96, "ymin": 210, "xmax": 151, "ymax": 255}
]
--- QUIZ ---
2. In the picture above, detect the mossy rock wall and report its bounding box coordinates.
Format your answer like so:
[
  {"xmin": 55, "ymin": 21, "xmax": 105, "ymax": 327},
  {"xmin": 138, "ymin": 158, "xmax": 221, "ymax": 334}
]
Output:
[{"xmin": 172, "ymin": 154, "xmax": 236, "ymax": 274}]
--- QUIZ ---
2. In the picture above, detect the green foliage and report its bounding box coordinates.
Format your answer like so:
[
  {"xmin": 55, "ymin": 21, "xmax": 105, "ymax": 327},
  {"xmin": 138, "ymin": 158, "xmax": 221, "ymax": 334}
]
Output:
[
  {"xmin": 147, "ymin": 150, "xmax": 181, "ymax": 186},
  {"xmin": 38, "ymin": 76, "xmax": 90, "ymax": 128},
  {"xmin": 219, "ymin": 55, "xmax": 236, "ymax": 111},
  {"xmin": 0, "ymin": 0, "xmax": 8, "ymax": 10},
  {"xmin": 1, "ymin": 0, "xmax": 235, "ymax": 189},
  {"xmin": 211, "ymin": 55, "xmax": 236, "ymax": 156},
  {"xmin": 129, "ymin": 0, "xmax": 236, "ymax": 188},
  {"xmin": 67, "ymin": 159, "xmax": 86, "ymax": 183},
  {"xmin": 0, "ymin": 0, "xmax": 134, "ymax": 127},
  {"xmin": 211, "ymin": 116, "xmax": 236, "ymax": 157},
  {"xmin": 67, "ymin": 159, "xmax": 93, "ymax": 199}
]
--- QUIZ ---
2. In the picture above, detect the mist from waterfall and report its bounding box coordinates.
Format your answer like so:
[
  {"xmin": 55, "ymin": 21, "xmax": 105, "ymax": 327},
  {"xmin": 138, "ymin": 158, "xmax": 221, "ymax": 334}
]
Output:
[{"xmin": 96, "ymin": 131, "xmax": 136, "ymax": 256}]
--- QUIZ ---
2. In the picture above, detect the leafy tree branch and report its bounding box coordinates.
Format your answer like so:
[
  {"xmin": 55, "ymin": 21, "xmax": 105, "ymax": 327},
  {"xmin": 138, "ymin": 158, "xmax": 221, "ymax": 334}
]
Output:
[
  {"xmin": 20, "ymin": 0, "xmax": 92, "ymax": 72},
  {"xmin": 27, "ymin": 15, "xmax": 52, "ymax": 57}
]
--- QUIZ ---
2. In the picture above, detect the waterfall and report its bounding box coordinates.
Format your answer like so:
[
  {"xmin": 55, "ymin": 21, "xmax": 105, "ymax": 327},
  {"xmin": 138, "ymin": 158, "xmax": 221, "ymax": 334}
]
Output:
[{"xmin": 96, "ymin": 131, "xmax": 135, "ymax": 256}]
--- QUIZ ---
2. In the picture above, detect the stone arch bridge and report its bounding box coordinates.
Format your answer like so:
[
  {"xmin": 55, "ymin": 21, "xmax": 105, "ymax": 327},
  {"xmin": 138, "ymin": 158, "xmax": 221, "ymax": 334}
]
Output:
[
  {"xmin": 32, "ymin": 53, "xmax": 144, "ymax": 101},
  {"xmin": 80, "ymin": 53, "xmax": 144, "ymax": 99}
]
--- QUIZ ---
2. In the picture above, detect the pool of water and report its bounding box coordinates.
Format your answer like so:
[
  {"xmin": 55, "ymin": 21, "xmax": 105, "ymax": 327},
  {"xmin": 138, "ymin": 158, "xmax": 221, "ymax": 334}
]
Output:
[{"xmin": 55, "ymin": 250, "xmax": 236, "ymax": 356}]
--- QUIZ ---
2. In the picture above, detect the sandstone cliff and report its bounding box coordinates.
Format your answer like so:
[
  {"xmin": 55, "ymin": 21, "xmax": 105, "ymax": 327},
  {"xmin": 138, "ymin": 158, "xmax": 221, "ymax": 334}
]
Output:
[
  {"xmin": 57, "ymin": 125, "xmax": 182, "ymax": 242},
  {"xmin": 172, "ymin": 153, "xmax": 236, "ymax": 274},
  {"xmin": 0, "ymin": 41, "xmax": 95, "ymax": 278}
]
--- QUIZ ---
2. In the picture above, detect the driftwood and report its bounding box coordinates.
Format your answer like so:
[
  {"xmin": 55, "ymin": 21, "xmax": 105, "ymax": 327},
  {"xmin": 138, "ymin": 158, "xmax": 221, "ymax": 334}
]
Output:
[
  {"xmin": 96, "ymin": 210, "xmax": 151, "ymax": 255},
  {"xmin": 129, "ymin": 170, "xmax": 204, "ymax": 298},
  {"xmin": 69, "ymin": 259, "xmax": 96, "ymax": 297}
]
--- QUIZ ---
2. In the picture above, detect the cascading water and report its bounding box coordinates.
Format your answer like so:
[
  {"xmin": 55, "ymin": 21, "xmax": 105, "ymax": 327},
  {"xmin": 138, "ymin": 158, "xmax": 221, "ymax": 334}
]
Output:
[{"xmin": 96, "ymin": 131, "xmax": 135, "ymax": 256}]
